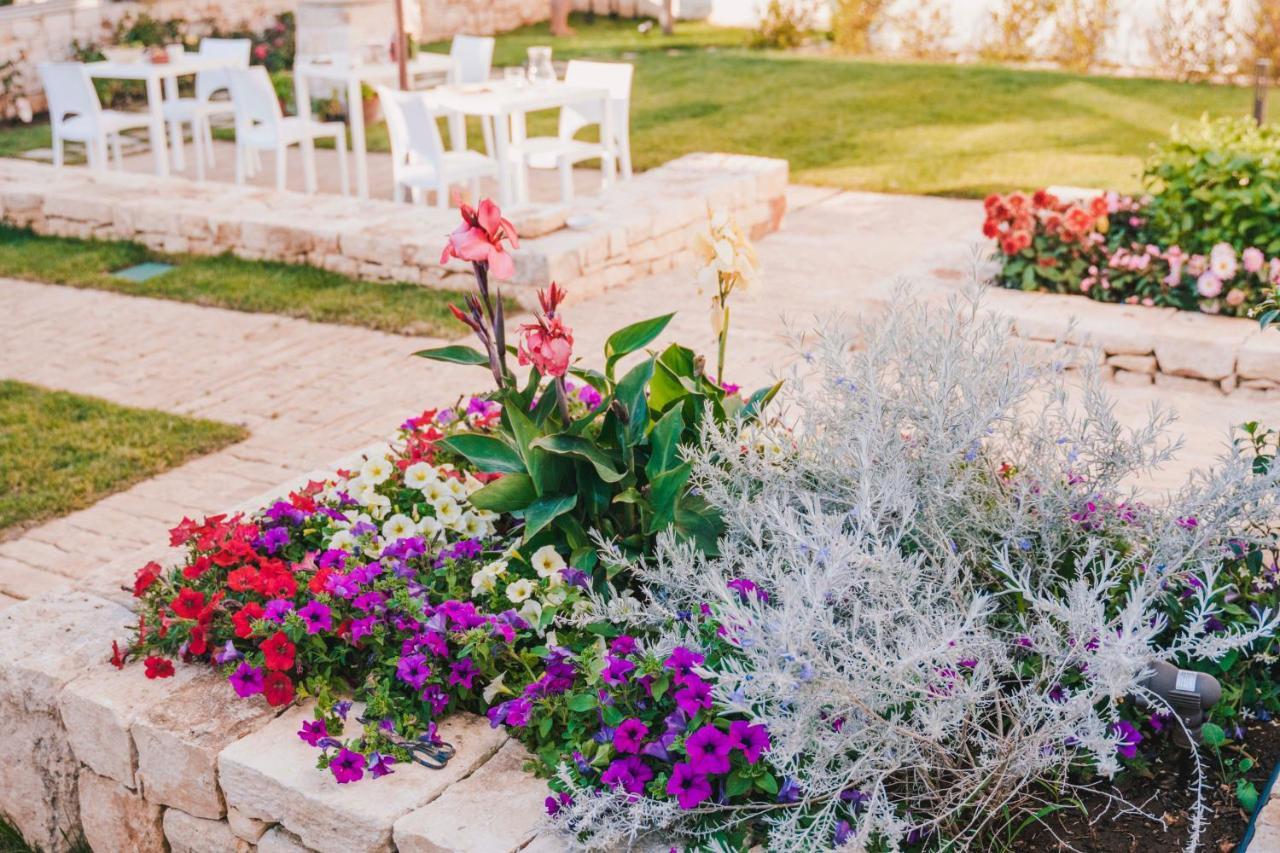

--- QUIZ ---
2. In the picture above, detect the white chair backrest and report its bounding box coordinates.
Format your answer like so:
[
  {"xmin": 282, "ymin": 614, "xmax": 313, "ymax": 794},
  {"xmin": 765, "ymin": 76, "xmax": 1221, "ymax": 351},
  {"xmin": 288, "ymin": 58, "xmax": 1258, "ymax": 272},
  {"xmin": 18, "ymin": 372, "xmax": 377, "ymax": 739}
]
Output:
[
  {"xmin": 39, "ymin": 62, "xmax": 102, "ymax": 132},
  {"xmin": 196, "ymin": 38, "xmax": 251, "ymax": 102},
  {"xmin": 449, "ymin": 35, "xmax": 494, "ymax": 85},
  {"xmin": 561, "ymin": 60, "xmax": 633, "ymax": 144},
  {"xmin": 228, "ymin": 66, "xmax": 282, "ymax": 132},
  {"xmin": 378, "ymin": 85, "xmax": 446, "ymax": 169}
]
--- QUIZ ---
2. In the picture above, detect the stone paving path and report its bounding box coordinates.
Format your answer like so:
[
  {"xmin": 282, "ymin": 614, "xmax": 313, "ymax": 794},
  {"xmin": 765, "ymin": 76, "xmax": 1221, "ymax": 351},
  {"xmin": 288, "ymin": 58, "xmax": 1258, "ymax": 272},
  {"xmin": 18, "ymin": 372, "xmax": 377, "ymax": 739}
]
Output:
[{"xmin": 3, "ymin": 184, "xmax": 1280, "ymax": 609}]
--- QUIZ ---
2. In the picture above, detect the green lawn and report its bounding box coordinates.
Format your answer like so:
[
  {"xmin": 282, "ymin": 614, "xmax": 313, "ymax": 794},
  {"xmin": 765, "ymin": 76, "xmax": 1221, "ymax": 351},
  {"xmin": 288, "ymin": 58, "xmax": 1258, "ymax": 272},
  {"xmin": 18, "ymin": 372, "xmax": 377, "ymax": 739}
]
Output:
[
  {"xmin": 0, "ymin": 380, "xmax": 246, "ymax": 536},
  {"xmin": 1, "ymin": 16, "xmax": 1255, "ymax": 196},
  {"xmin": 0, "ymin": 225, "xmax": 479, "ymax": 336}
]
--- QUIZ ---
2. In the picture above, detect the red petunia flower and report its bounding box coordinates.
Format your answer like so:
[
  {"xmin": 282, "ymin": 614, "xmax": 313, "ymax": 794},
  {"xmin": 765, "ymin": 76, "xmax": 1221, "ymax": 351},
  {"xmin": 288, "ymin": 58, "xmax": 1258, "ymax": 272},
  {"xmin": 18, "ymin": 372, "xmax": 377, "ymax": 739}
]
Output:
[
  {"xmin": 261, "ymin": 630, "xmax": 296, "ymax": 671},
  {"xmin": 439, "ymin": 199, "xmax": 520, "ymax": 280},
  {"xmin": 171, "ymin": 588, "xmax": 206, "ymax": 620},
  {"xmin": 182, "ymin": 555, "xmax": 213, "ymax": 580},
  {"xmin": 232, "ymin": 602, "xmax": 265, "ymax": 639},
  {"xmin": 187, "ymin": 625, "xmax": 208, "ymax": 657},
  {"xmin": 133, "ymin": 561, "xmax": 162, "ymax": 597},
  {"xmin": 262, "ymin": 671, "xmax": 295, "ymax": 707},
  {"xmin": 227, "ymin": 566, "xmax": 260, "ymax": 592},
  {"xmin": 144, "ymin": 656, "xmax": 175, "ymax": 679}
]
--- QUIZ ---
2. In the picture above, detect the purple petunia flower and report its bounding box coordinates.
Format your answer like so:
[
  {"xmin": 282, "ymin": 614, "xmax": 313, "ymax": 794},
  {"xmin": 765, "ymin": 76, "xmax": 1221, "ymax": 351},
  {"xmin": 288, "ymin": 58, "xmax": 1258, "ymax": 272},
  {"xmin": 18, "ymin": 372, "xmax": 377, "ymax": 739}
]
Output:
[
  {"xmin": 229, "ymin": 662, "xmax": 264, "ymax": 698},
  {"xmin": 684, "ymin": 724, "xmax": 733, "ymax": 775},
  {"xmin": 600, "ymin": 655, "xmax": 636, "ymax": 686},
  {"xmin": 448, "ymin": 658, "xmax": 480, "ymax": 690},
  {"xmin": 333, "ymin": 700, "xmax": 352, "ymax": 720},
  {"xmin": 614, "ymin": 718, "xmax": 649, "ymax": 754},
  {"xmin": 396, "ymin": 654, "xmax": 431, "ymax": 690},
  {"xmin": 367, "ymin": 752, "xmax": 396, "ymax": 778},
  {"xmin": 260, "ymin": 526, "xmax": 291, "ymax": 554},
  {"xmin": 263, "ymin": 598, "xmax": 294, "ymax": 623},
  {"xmin": 298, "ymin": 600, "xmax": 333, "ymax": 634},
  {"xmin": 544, "ymin": 792, "xmax": 573, "ymax": 816},
  {"xmin": 1111, "ymin": 720, "xmax": 1143, "ymax": 759},
  {"xmin": 727, "ymin": 578, "xmax": 770, "ymax": 603},
  {"xmin": 600, "ymin": 755, "xmax": 653, "ymax": 796},
  {"xmin": 664, "ymin": 646, "xmax": 705, "ymax": 678},
  {"xmin": 213, "ymin": 640, "xmax": 242, "ymax": 665},
  {"xmin": 298, "ymin": 719, "xmax": 328, "ymax": 747},
  {"xmin": 835, "ymin": 820, "xmax": 854, "ymax": 846},
  {"xmin": 487, "ymin": 697, "xmax": 533, "ymax": 728},
  {"xmin": 330, "ymin": 748, "xmax": 365, "ymax": 783},
  {"xmin": 666, "ymin": 762, "xmax": 712, "ymax": 809},
  {"xmin": 350, "ymin": 615, "xmax": 378, "ymax": 644},
  {"xmin": 673, "ymin": 676, "xmax": 713, "ymax": 716},
  {"xmin": 610, "ymin": 635, "xmax": 638, "ymax": 656},
  {"xmin": 560, "ymin": 566, "xmax": 590, "ymax": 589},
  {"xmin": 777, "ymin": 776, "xmax": 801, "ymax": 803},
  {"xmin": 728, "ymin": 721, "xmax": 771, "ymax": 764},
  {"xmin": 421, "ymin": 683, "xmax": 449, "ymax": 715}
]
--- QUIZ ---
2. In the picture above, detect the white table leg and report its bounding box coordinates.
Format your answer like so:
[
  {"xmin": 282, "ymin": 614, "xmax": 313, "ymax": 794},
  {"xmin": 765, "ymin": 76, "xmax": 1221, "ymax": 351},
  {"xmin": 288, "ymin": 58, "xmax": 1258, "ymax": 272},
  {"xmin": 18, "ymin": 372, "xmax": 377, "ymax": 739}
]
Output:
[
  {"xmin": 295, "ymin": 71, "xmax": 316, "ymax": 194},
  {"xmin": 509, "ymin": 111, "xmax": 530, "ymax": 205},
  {"xmin": 348, "ymin": 76, "xmax": 367, "ymax": 198},
  {"xmin": 163, "ymin": 74, "xmax": 183, "ymax": 172},
  {"xmin": 492, "ymin": 108, "xmax": 513, "ymax": 208},
  {"xmin": 145, "ymin": 75, "xmax": 169, "ymax": 177}
]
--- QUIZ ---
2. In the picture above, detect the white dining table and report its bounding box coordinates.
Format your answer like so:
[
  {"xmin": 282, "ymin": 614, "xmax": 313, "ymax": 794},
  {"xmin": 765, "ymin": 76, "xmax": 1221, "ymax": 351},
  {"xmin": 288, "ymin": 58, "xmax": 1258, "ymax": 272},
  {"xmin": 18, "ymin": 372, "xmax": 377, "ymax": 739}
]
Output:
[
  {"xmin": 85, "ymin": 56, "xmax": 234, "ymax": 178},
  {"xmin": 425, "ymin": 80, "xmax": 614, "ymax": 208},
  {"xmin": 293, "ymin": 54, "xmax": 457, "ymax": 199}
]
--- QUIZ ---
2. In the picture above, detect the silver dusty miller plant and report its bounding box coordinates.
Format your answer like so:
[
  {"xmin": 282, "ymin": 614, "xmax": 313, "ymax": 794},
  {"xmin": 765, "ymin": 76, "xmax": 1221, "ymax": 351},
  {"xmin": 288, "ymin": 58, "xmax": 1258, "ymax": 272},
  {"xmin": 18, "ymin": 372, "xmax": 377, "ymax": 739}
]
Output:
[{"xmin": 553, "ymin": 287, "xmax": 1280, "ymax": 852}]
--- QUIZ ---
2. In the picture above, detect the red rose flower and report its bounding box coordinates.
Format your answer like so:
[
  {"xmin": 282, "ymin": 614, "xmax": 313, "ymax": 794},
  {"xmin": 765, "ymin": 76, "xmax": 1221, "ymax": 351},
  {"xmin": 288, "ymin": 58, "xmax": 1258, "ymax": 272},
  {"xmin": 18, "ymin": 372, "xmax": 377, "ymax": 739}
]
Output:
[
  {"xmin": 261, "ymin": 630, "xmax": 296, "ymax": 671},
  {"xmin": 144, "ymin": 656, "xmax": 175, "ymax": 679},
  {"xmin": 133, "ymin": 561, "xmax": 162, "ymax": 597},
  {"xmin": 232, "ymin": 602, "xmax": 265, "ymax": 639},
  {"xmin": 262, "ymin": 672, "xmax": 295, "ymax": 707},
  {"xmin": 171, "ymin": 588, "xmax": 205, "ymax": 620}
]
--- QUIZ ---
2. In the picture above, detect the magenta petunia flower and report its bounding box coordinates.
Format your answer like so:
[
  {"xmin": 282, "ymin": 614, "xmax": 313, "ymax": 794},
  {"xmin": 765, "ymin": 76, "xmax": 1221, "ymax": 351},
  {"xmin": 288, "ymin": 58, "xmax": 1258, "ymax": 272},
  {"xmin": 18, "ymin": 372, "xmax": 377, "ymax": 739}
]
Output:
[
  {"xmin": 330, "ymin": 748, "xmax": 365, "ymax": 783},
  {"xmin": 609, "ymin": 635, "xmax": 638, "ymax": 656},
  {"xmin": 229, "ymin": 662, "xmax": 264, "ymax": 698},
  {"xmin": 728, "ymin": 720, "xmax": 771, "ymax": 764},
  {"xmin": 1110, "ymin": 720, "xmax": 1143, "ymax": 759},
  {"xmin": 600, "ymin": 755, "xmax": 654, "ymax": 796},
  {"xmin": 614, "ymin": 718, "xmax": 650, "ymax": 754},
  {"xmin": 663, "ymin": 646, "xmax": 705, "ymax": 677},
  {"xmin": 448, "ymin": 657, "xmax": 479, "ymax": 690},
  {"xmin": 600, "ymin": 655, "xmax": 636, "ymax": 686},
  {"xmin": 367, "ymin": 752, "xmax": 396, "ymax": 779},
  {"xmin": 673, "ymin": 676, "xmax": 713, "ymax": 716},
  {"xmin": 666, "ymin": 762, "xmax": 712, "ymax": 809},
  {"xmin": 684, "ymin": 724, "xmax": 733, "ymax": 774},
  {"xmin": 298, "ymin": 718, "xmax": 328, "ymax": 747}
]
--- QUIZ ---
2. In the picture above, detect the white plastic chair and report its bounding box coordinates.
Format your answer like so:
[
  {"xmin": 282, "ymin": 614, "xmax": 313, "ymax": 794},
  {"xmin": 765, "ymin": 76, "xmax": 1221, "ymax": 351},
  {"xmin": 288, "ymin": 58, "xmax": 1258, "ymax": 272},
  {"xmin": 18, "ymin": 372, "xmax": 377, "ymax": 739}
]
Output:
[
  {"xmin": 39, "ymin": 62, "xmax": 151, "ymax": 171},
  {"xmin": 228, "ymin": 66, "xmax": 348, "ymax": 194},
  {"xmin": 445, "ymin": 35, "xmax": 495, "ymax": 155},
  {"xmin": 516, "ymin": 60, "xmax": 633, "ymax": 203},
  {"xmin": 377, "ymin": 85, "xmax": 499, "ymax": 207},
  {"xmin": 160, "ymin": 38, "xmax": 251, "ymax": 181}
]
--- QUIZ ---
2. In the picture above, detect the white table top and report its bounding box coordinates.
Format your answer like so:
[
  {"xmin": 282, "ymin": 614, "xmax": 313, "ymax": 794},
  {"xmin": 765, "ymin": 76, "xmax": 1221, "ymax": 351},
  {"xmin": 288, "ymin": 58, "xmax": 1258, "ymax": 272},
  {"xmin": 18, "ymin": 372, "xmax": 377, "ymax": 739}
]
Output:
[
  {"xmin": 85, "ymin": 56, "xmax": 233, "ymax": 80},
  {"xmin": 425, "ymin": 80, "xmax": 610, "ymax": 116},
  {"xmin": 294, "ymin": 53, "xmax": 455, "ymax": 84}
]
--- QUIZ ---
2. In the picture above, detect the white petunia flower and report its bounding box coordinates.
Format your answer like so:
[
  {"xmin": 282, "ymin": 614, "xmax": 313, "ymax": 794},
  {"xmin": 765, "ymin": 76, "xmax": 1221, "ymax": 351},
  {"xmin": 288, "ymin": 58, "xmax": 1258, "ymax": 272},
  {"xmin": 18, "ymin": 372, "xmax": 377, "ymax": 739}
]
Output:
[
  {"xmin": 446, "ymin": 478, "xmax": 469, "ymax": 500},
  {"xmin": 482, "ymin": 672, "xmax": 508, "ymax": 704},
  {"xmin": 328, "ymin": 529, "xmax": 356, "ymax": 552},
  {"xmin": 471, "ymin": 569, "xmax": 497, "ymax": 594},
  {"xmin": 506, "ymin": 578, "xmax": 535, "ymax": 603},
  {"xmin": 421, "ymin": 480, "xmax": 449, "ymax": 505},
  {"xmin": 382, "ymin": 514, "xmax": 416, "ymax": 542},
  {"xmin": 519, "ymin": 598, "xmax": 544, "ymax": 629},
  {"xmin": 433, "ymin": 498, "xmax": 462, "ymax": 526},
  {"xmin": 418, "ymin": 515, "xmax": 443, "ymax": 541},
  {"xmin": 360, "ymin": 455, "xmax": 393, "ymax": 486},
  {"xmin": 460, "ymin": 512, "xmax": 485, "ymax": 538},
  {"xmin": 531, "ymin": 544, "xmax": 567, "ymax": 578},
  {"xmin": 404, "ymin": 461, "xmax": 439, "ymax": 490}
]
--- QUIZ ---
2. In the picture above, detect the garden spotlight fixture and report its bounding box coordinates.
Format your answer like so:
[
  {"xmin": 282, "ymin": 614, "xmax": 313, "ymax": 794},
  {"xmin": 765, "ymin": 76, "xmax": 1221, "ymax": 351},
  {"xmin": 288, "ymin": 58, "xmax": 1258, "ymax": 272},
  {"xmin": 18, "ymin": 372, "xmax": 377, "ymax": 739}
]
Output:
[{"xmin": 1135, "ymin": 660, "xmax": 1222, "ymax": 748}]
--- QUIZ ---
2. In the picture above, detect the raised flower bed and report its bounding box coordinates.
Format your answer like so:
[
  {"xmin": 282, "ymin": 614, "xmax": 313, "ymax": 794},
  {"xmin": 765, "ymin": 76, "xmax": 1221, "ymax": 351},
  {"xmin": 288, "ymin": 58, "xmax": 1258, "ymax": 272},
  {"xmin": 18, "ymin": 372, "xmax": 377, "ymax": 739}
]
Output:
[
  {"xmin": 985, "ymin": 117, "xmax": 1280, "ymax": 321},
  {"xmin": 6, "ymin": 199, "xmax": 1280, "ymax": 853}
]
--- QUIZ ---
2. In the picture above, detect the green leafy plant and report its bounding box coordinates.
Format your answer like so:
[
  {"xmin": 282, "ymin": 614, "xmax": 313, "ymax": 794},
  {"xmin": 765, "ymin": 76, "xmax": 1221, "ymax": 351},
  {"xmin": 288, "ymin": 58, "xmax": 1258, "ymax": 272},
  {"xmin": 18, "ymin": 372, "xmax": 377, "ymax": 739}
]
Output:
[{"xmin": 418, "ymin": 203, "xmax": 778, "ymax": 571}]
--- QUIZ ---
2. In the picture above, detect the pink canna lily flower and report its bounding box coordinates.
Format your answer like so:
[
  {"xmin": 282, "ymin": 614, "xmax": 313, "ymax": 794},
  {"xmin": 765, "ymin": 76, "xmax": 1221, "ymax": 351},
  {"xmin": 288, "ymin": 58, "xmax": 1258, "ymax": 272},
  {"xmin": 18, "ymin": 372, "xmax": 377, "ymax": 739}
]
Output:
[
  {"xmin": 440, "ymin": 199, "xmax": 520, "ymax": 280},
  {"xmin": 517, "ymin": 283, "xmax": 574, "ymax": 377}
]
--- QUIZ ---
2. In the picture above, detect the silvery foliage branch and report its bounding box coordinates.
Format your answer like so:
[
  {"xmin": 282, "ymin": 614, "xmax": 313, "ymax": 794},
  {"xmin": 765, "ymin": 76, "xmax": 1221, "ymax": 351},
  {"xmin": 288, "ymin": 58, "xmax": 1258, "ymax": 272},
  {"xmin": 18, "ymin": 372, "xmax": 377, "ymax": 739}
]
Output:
[{"xmin": 552, "ymin": 286, "xmax": 1280, "ymax": 851}]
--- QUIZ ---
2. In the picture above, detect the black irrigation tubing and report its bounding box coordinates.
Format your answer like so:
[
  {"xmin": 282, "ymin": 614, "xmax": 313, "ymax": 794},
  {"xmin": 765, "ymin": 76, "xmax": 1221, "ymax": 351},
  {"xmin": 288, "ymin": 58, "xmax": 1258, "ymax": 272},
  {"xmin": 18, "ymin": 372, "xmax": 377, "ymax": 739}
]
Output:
[{"xmin": 1238, "ymin": 754, "xmax": 1280, "ymax": 852}]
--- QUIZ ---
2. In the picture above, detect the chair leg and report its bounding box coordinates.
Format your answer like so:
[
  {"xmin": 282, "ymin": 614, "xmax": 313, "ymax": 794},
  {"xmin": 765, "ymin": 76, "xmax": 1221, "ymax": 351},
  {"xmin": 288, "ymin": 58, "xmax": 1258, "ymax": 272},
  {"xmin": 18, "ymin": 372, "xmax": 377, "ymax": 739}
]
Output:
[
  {"xmin": 275, "ymin": 145, "xmax": 287, "ymax": 192},
  {"xmin": 435, "ymin": 181, "xmax": 447, "ymax": 210},
  {"xmin": 193, "ymin": 124, "xmax": 206, "ymax": 182},
  {"xmin": 203, "ymin": 117, "xmax": 216, "ymax": 167},
  {"xmin": 335, "ymin": 134, "xmax": 349, "ymax": 197},
  {"xmin": 110, "ymin": 135, "xmax": 123, "ymax": 170},
  {"xmin": 558, "ymin": 156, "xmax": 574, "ymax": 204},
  {"xmin": 481, "ymin": 118, "xmax": 494, "ymax": 157},
  {"xmin": 234, "ymin": 144, "xmax": 246, "ymax": 185},
  {"xmin": 52, "ymin": 134, "xmax": 63, "ymax": 168},
  {"xmin": 169, "ymin": 119, "xmax": 185, "ymax": 171}
]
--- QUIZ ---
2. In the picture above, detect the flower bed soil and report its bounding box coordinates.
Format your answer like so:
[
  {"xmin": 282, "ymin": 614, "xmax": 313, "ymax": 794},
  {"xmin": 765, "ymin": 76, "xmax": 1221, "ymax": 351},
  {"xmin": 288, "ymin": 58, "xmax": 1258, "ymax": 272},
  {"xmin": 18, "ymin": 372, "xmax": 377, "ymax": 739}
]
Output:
[{"xmin": 1014, "ymin": 719, "xmax": 1280, "ymax": 852}]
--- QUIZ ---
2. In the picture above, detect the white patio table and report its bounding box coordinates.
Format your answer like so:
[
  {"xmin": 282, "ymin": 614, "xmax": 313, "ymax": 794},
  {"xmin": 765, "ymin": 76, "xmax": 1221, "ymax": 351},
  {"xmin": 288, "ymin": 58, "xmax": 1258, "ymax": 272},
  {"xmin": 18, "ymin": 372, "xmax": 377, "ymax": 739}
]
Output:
[
  {"xmin": 425, "ymin": 80, "xmax": 614, "ymax": 208},
  {"xmin": 293, "ymin": 54, "xmax": 456, "ymax": 199},
  {"xmin": 85, "ymin": 55, "xmax": 237, "ymax": 178}
]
